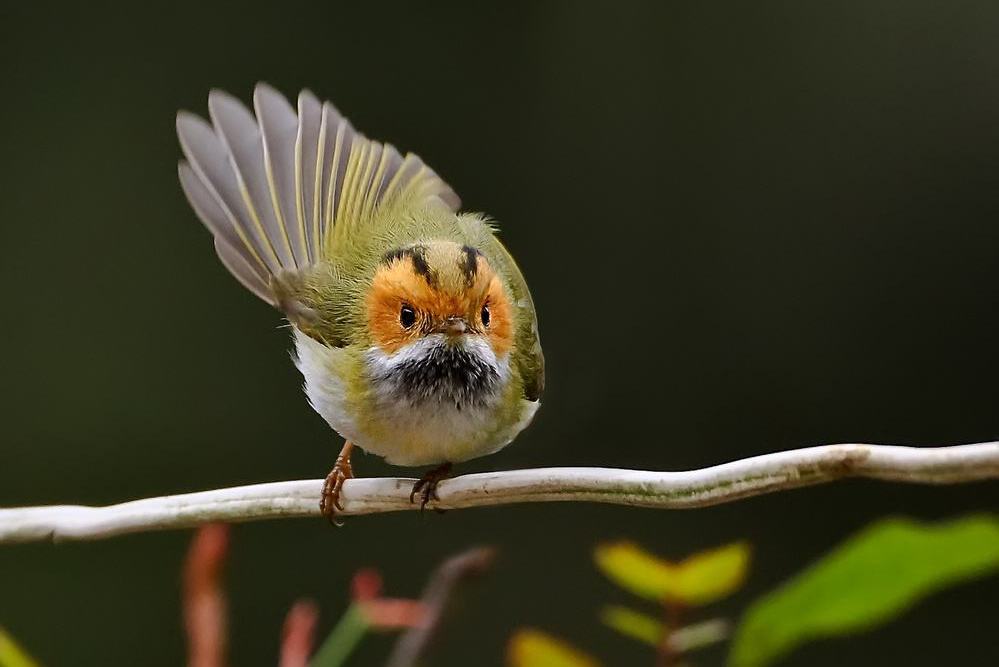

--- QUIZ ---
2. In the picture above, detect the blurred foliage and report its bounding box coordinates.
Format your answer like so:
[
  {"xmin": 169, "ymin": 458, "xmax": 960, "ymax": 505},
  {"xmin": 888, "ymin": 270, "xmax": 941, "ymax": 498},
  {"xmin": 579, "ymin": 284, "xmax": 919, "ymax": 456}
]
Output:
[
  {"xmin": 177, "ymin": 525, "xmax": 434, "ymax": 667},
  {"xmin": 668, "ymin": 619, "xmax": 731, "ymax": 655},
  {"xmin": 729, "ymin": 515, "xmax": 999, "ymax": 667},
  {"xmin": 309, "ymin": 606, "xmax": 369, "ymax": 667},
  {"xmin": 0, "ymin": 628, "xmax": 39, "ymax": 667},
  {"xmin": 309, "ymin": 566, "xmax": 430, "ymax": 666},
  {"xmin": 507, "ymin": 630, "xmax": 600, "ymax": 667},
  {"xmin": 511, "ymin": 541, "xmax": 746, "ymax": 665},
  {"xmin": 595, "ymin": 541, "xmax": 750, "ymax": 606},
  {"xmin": 593, "ymin": 541, "xmax": 744, "ymax": 663},
  {"xmin": 510, "ymin": 515, "xmax": 999, "ymax": 666},
  {"xmin": 599, "ymin": 606, "xmax": 664, "ymax": 647}
]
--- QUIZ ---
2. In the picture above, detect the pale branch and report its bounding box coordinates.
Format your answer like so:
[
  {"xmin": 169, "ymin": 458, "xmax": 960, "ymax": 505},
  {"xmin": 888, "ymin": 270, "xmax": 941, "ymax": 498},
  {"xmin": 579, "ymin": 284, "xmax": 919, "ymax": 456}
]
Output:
[{"xmin": 1, "ymin": 442, "xmax": 997, "ymax": 545}]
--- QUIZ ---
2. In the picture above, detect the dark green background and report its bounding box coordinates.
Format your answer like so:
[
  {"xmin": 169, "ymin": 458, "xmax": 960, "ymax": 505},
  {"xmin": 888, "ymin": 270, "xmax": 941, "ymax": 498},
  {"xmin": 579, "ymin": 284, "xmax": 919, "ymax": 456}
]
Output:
[{"xmin": 2, "ymin": 1, "xmax": 998, "ymax": 665}]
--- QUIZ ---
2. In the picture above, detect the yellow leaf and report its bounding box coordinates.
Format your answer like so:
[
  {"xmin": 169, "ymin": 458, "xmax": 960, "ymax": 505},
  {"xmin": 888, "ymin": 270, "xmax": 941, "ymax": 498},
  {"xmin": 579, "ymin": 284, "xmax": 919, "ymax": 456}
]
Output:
[
  {"xmin": 594, "ymin": 541, "xmax": 750, "ymax": 606},
  {"xmin": 0, "ymin": 627, "xmax": 41, "ymax": 667},
  {"xmin": 600, "ymin": 605, "xmax": 665, "ymax": 646},
  {"xmin": 594, "ymin": 541, "xmax": 674, "ymax": 601},
  {"xmin": 507, "ymin": 629, "xmax": 601, "ymax": 667},
  {"xmin": 676, "ymin": 542, "xmax": 751, "ymax": 606}
]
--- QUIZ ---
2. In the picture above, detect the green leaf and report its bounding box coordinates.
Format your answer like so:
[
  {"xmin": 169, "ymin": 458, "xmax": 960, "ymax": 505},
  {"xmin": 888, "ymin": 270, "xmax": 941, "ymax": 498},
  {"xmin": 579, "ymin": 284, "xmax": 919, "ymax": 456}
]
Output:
[
  {"xmin": 729, "ymin": 514, "xmax": 999, "ymax": 667},
  {"xmin": 600, "ymin": 605, "xmax": 664, "ymax": 646},
  {"xmin": 309, "ymin": 605, "xmax": 370, "ymax": 667},
  {"xmin": 594, "ymin": 541, "xmax": 750, "ymax": 605},
  {"xmin": 0, "ymin": 627, "xmax": 41, "ymax": 667},
  {"xmin": 507, "ymin": 629, "xmax": 601, "ymax": 667}
]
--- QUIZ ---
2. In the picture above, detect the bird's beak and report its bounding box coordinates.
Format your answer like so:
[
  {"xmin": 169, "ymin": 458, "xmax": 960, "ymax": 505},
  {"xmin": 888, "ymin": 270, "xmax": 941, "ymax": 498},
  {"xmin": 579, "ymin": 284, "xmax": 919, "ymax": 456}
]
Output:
[{"xmin": 439, "ymin": 316, "xmax": 468, "ymax": 337}]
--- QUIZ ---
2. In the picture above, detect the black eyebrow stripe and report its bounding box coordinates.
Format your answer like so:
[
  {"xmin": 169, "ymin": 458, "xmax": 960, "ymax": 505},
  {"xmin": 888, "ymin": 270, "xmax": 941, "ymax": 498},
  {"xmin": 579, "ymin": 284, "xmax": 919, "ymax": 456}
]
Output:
[
  {"xmin": 410, "ymin": 247, "xmax": 435, "ymax": 285},
  {"xmin": 382, "ymin": 245, "xmax": 438, "ymax": 287},
  {"xmin": 460, "ymin": 245, "xmax": 482, "ymax": 287},
  {"xmin": 382, "ymin": 247, "xmax": 408, "ymax": 264}
]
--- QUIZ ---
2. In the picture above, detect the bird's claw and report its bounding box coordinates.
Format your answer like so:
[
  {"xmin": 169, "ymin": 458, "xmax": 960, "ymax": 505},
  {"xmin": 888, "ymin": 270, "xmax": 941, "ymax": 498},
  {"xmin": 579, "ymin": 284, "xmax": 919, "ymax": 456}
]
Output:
[
  {"xmin": 410, "ymin": 462, "xmax": 453, "ymax": 512},
  {"xmin": 320, "ymin": 447, "xmax": 354, "ymax": 526}
]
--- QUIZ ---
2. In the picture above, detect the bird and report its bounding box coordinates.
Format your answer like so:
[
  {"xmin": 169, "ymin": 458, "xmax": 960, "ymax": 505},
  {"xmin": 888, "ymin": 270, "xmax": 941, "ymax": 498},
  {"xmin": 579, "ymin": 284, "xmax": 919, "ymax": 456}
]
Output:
[{"xmin": 175, "ymin": 83, "xmax": 544, "ymax": 521}]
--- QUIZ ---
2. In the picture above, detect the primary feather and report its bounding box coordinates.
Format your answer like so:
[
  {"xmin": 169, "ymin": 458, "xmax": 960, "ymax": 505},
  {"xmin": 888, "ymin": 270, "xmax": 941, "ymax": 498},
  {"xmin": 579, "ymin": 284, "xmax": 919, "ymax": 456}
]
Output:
[{"xmin": 177, "ymin": 82, "xmax": 460, "ymax": 305}]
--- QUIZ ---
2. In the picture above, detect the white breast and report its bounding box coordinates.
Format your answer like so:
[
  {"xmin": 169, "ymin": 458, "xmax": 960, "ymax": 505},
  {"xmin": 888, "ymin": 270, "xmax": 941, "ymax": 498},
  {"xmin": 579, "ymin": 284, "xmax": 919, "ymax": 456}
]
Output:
[{"xmin": 293, "ymin": 329, "xmax": 538, "ymax": 467}]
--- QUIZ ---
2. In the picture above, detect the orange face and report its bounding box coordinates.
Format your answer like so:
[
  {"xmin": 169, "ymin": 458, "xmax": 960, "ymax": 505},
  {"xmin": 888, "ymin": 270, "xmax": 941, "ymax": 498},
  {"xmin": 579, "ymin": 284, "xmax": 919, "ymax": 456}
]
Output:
[{"xmin": 366, "ymin": 242, "xmax": 514, "ymax": 356}]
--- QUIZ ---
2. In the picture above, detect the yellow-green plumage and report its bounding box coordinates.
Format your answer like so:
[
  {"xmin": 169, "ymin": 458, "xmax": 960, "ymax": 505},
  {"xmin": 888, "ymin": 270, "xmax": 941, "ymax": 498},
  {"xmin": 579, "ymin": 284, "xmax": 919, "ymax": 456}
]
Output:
[{"xmin": 177, "ymin": 83, "xmax": 543, "ymax": 467}]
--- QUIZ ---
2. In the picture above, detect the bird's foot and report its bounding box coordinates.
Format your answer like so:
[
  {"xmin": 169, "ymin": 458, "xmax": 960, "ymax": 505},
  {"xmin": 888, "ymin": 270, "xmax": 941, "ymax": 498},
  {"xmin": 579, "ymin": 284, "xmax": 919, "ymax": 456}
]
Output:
[
  {"xmin": 320, "ymin": 442, "xmax": 355, "ymax": 526},
  {"xmin": 410, "ymin": 462, "xmax": 453, "ymax": 512}
]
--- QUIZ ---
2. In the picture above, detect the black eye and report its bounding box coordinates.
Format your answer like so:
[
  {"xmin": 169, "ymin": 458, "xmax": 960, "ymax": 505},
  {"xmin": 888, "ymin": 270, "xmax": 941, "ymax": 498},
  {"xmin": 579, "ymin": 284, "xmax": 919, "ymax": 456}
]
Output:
[
  {"xmin": 481, "ymin": 303, "xmax": 491, "ymax": 327},
  {"xmin": 400, "ymin": 304, "xmax": 417, "ymax": 329}
]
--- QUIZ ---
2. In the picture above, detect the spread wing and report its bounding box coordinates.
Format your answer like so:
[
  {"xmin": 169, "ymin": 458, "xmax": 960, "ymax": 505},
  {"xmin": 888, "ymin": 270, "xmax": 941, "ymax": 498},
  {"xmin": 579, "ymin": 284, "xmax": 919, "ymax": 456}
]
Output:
[{"xmin": 176, "ymin": 83, "xmax": 460, "ymax": 308}]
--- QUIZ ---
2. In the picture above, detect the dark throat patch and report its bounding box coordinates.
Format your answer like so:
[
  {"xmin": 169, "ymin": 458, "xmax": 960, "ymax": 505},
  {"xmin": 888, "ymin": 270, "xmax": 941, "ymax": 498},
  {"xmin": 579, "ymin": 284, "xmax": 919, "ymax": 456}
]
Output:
[{"xmin": 372, "ymin": 342, "xmax": 501, "ymax": 410}]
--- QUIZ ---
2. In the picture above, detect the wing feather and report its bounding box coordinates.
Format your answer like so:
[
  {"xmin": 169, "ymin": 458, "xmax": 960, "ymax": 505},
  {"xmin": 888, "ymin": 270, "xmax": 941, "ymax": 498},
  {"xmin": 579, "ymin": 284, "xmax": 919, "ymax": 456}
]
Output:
[
  {"xmin": 295, "ymin": 90, "xmax": 322, "ymax": 263},
  {"xmin": 254, "ymin": 83, "xmax": 307, "ymax": 268},
  {"xmin": 381, "ymin": 154, "xmax": 424, "ymax": 204},
  {"xmin": 208, "ymin": 89, "xmax": 294, "ymax": 269},
  {"xmin": 353, "ymin": 141, "xmax": 382, "ymax": 223},
  {"xmin": 374, "ymin": 145, "xmax": 405, "ymax": 203},
  {"xmin": 176, "ymin": 83, "xmax": 461, "ymax": 310},
  {"xmin": 214, "ymin": 238, "xmax": 276, "ymax": 305},
  {"xmin": 320, "ymin": 103, "xmax": 355, "ymax": 254},
  {"xmin": 361, "ymin": 143, "xmax": 403, "ymax": 221},
  {"xmin": 178, "ymin": 161, "xmax": 254, "ymax": 268},
  {"xmin": 177, "ymin": 113, "xmax": 274, "ymax": 272}
]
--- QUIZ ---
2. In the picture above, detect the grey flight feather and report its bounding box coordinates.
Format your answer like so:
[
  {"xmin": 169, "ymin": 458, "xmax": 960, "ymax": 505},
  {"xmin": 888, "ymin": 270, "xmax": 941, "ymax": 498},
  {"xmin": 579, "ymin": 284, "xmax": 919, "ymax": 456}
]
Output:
[
  {"xmin": 295, "ymin": 90, "xmax": 323, "ymax": 263},
  {"xmin": 177, "ymin": 111, "xmax": 276, "ymax": 274},
  {"xmin": 176, "ymin": 82, "xmax": 461, "ymax": 309},
  {"xmin": 214, "ymin": 237, "xmax": 275, "ymax": 305},
  {"xmin": 254, "ymin": 83, "xmax": 307, "ymax": 268},
  {"xmin": 208, "ymin": 89, "xmax": 296, "ymax": 270}
]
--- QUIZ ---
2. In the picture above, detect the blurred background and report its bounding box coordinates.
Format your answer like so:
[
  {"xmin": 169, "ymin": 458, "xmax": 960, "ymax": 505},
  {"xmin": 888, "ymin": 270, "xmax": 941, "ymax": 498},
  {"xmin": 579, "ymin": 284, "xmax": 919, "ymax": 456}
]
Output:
[{"xmin": 2, "ymin": 1, "xmax": 999, "ymax": 664}]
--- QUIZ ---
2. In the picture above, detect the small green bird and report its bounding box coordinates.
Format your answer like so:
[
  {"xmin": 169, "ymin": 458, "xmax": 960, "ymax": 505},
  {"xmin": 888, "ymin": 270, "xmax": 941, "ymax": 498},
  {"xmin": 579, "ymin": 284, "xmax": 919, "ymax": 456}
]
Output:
[{"xmin": 176, "ymin": 83, "xmax": 544, "ymax": 519}]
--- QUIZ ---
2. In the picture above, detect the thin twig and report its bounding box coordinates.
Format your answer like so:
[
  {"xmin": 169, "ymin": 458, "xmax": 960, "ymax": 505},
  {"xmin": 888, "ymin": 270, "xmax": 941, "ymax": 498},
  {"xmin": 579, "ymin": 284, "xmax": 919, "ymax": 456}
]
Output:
[
  {"xmin": 278, "ymin": 601, "xmax": 319, "ymax": 667},
  {"xmin": 1, "ymin": 442, "xmax": 997, "ymax": 544},
  {"xmin": 385, "ymin": 547, "xmax": 496, "ymax": 667},
  {"xmin": 184, "ymin": 524, "xmax": 229, "ymax": 667}
]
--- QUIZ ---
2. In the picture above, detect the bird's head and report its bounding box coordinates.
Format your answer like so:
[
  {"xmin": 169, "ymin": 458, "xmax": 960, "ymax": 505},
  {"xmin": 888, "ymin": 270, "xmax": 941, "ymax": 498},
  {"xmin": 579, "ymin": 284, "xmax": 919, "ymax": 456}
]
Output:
[{"xmin": 364, "ymin": 241, "xmax": 515, "ymax": 408}]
